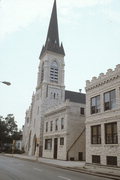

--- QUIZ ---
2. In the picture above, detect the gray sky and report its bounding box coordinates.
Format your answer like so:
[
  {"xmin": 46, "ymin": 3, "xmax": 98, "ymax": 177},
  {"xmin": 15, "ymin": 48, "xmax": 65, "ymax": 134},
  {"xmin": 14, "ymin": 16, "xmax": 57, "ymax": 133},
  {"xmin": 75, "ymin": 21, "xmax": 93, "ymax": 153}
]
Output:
[{"xmin": 0, "ymin": 0, "xmax": 120, "ymax": 129}]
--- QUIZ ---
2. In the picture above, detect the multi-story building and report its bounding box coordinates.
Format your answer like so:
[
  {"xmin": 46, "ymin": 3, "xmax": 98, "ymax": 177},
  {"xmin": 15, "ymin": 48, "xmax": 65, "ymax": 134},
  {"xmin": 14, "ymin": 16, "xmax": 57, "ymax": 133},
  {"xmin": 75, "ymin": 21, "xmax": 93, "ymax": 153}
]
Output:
[
  {"xmin": 43, "ymin": 91, "xmax": 86, "ymax": 160},
  {"xmin": 22, "ymin": 0, "xmax": 86, "ymax": 160},
  {"xmin": 86, "ymin": 64, "xmax": 120, "ymax": 166}
]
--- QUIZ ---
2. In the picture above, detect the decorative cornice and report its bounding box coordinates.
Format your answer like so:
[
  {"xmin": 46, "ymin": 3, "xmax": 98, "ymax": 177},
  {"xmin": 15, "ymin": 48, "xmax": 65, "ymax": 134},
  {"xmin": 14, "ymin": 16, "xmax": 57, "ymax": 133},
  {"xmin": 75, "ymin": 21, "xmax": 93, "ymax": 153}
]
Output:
[{"xmin": 86, "ymin": 64, "xmax": 120, "ymax": 91}]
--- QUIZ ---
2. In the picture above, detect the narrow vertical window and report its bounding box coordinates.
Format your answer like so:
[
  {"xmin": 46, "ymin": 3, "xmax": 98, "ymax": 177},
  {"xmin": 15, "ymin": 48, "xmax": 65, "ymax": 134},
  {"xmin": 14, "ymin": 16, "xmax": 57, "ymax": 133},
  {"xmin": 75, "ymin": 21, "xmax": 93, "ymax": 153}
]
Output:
[
  {"xmin": 46, "ymin": 122, "xmax": 48, "ymax": 132},
  {"xmin": 50, "ymin": 61, "xmax": 58, "ymax": 83},
  {"xmin": 55, "ymin": 119, "xmax": 58, "ymax": 131},
  {"xmin": 60, "ymin": 137, "xmax": 64, "ymax": 145},
  {"xmin": 46, "ymin": 85, "xmax": 48, "ymax": 97},
  {"xmin": 50, "ymin": 121, "xmax": 53, "ymax": 131},
  {"xmin": 61, "ymin": 118, "xmax": 64, "ymax": 130},
  {"xmin": 41, "ymin": 63, "xmax": 44, "ymax": 83}
]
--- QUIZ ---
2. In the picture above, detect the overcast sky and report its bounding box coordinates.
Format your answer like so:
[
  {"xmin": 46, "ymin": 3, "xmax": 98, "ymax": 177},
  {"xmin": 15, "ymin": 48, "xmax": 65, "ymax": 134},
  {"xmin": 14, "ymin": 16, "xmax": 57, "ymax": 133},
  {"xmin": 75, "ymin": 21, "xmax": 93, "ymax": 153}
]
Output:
[{"xmin": 0, "ymin": 0, "xmax": 120, "ymax": 129}]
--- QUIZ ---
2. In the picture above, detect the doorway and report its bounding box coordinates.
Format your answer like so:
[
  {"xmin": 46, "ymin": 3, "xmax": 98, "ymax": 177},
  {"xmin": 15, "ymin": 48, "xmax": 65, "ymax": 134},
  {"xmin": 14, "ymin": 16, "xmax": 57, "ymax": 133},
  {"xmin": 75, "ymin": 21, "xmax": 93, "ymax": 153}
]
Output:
[
  {"xmin": 54, "ymin": 138, "xmax": 58, "ymax": 159},
  {"xmin": 78, "ymin": 152, "xmax": 83, "ymax": 161}
]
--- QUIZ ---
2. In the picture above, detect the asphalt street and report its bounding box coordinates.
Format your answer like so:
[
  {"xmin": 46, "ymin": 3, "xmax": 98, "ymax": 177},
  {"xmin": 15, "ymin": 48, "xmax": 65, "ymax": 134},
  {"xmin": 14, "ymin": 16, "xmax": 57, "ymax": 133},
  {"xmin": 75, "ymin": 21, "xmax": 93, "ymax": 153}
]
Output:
[{"xmin": 0, "ymin": 156, "xmax": 109, "ymax": 180}]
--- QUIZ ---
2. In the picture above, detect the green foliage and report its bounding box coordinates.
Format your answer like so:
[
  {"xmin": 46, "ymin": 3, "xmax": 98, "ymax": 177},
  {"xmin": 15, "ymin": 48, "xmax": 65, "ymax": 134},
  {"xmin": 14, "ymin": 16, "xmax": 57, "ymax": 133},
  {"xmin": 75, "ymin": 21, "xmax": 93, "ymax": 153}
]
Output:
[{"xmin": 0, "ymin": 114, "xmax": 22, "ymax": 152}]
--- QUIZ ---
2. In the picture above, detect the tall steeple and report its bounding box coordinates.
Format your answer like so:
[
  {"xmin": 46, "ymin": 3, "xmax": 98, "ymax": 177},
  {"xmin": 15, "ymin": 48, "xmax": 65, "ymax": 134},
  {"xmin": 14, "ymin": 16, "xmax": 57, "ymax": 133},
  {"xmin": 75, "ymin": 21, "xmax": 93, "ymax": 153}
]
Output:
[{"xmin": 40, "ymin": 0, "xmax": 65, "ymax": 59}]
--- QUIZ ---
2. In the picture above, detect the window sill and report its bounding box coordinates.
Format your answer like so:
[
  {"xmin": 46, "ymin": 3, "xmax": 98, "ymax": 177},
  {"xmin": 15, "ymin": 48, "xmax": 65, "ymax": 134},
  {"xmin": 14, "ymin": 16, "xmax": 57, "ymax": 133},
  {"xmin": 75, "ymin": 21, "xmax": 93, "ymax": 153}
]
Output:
[
  {"xmin": 104, "ymin": 144, "xmax": 119, "ymax": 147},
  {"xmin": 91, "ymin": 144, "xmax": 102, "ymax": 147},
  {"xmin": 104, "ymin": 107, "xmax": 117, "ymax": 112},
  {"xmin": 90, "ymin": 112, "xmax": 101, "ymax": 116},
  {"xmin": 88, "ymin": 108, "xmax": 120, "ymax": 117},
  {"xmin": 92, "ymin": 162, "xmax": 101, "ymax": 165}
]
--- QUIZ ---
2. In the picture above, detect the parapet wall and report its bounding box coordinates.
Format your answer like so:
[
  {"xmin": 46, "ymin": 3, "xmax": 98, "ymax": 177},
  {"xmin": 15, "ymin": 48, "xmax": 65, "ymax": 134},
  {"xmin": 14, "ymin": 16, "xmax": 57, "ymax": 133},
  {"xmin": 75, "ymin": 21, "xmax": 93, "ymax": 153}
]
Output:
[{"xmin": 86, "ymin": 64, "xmax": 120, "ymax": 91}]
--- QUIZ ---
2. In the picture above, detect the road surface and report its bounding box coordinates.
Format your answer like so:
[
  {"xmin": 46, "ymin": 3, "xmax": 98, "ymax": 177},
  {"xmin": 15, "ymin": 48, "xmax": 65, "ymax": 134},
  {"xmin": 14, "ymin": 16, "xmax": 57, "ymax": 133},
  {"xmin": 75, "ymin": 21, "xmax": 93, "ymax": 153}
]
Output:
[{"xmin": 0, "ymin": 156, "xmax": 109, "ymax": 180}]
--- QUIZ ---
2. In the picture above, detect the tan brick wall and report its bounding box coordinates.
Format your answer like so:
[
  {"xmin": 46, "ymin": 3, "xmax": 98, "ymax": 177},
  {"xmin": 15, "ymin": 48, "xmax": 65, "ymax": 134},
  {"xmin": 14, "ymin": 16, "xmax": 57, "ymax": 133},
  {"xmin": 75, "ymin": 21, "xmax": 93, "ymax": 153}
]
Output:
[
  {"xmin": 43, "ymin": 101, "xmax": 86, "ymax": 160},
  {"xmin": 86, "ymin": 64, "xmax": 120, "ymax": 166}
]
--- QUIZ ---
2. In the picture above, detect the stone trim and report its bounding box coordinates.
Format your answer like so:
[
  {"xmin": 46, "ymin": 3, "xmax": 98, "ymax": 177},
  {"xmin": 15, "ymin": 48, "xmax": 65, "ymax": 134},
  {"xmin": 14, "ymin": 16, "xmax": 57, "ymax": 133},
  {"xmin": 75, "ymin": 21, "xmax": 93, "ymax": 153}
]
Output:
[{"xmin": 86, "ymin": 64, "xmax": 120, "ymax": 91}]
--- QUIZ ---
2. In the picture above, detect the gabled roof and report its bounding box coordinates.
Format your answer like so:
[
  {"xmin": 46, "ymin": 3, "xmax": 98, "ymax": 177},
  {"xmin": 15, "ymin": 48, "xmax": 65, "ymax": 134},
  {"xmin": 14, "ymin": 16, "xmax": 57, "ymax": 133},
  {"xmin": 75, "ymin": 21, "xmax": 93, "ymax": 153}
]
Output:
[
  {"xmin": 65, "ymin": 90, "xmax": 86, "ymax": 104},
  {"xmin": 40, "ymin": 0, "xmax": 65, "ymax": 59}
]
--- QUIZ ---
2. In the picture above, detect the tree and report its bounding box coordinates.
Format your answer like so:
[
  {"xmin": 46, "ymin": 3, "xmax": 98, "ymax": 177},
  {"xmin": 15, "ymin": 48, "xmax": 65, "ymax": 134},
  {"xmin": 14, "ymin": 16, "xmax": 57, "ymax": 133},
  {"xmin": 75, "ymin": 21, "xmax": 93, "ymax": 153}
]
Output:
[
  {"xmin": 0, "ymin": 114, "xmax": 22, "ymax": 152},
  {"xmin": 0, "ymin": 116, "xmax": 8, "ymax": 151}
]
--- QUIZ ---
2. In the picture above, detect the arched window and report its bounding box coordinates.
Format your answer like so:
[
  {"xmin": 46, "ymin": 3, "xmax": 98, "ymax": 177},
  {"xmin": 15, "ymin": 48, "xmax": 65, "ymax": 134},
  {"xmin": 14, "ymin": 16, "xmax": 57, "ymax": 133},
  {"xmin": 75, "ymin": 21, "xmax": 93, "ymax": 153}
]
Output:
[
  {"xmin": 50, "ymin": 61, "xmax": 58, "ymax": 83},
  {"xmin": 41, "ymin": 63, "xmax": 44, "ymax": 82}
]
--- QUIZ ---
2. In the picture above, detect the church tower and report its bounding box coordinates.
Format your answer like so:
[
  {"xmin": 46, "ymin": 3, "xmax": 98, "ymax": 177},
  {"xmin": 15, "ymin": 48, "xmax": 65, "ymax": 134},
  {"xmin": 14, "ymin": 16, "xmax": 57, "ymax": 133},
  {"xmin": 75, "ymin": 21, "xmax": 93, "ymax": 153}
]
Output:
[
  {"xmin": 27, "ymin": 0, "xmax": 65, "ymax": 156},
  {"xmin": 23, "ymin": 0, "xmax": 86, "ymax": 159},
  {"xmin": 36, "ymin": 0, "xmax": 65, "ymax": 109}
]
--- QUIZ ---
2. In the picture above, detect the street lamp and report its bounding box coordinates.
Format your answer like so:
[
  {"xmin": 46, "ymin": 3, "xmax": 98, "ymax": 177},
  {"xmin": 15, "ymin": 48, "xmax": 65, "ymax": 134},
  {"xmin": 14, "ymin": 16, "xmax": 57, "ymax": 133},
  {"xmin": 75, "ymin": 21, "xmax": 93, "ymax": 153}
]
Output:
[{"xmin": 0, "ymin": 81, "xmax": 11, "ymax": 86}]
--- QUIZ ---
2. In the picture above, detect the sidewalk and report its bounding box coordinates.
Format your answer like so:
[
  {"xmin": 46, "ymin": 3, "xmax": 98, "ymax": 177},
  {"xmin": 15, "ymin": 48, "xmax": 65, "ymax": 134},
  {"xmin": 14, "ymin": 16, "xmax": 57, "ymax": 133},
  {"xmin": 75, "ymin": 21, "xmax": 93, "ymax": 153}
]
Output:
[
  {"xmin": 4, "ymin": 154, "xmax": 120, "ymax": 180},
  {"xmin": 83, "ymin": 164, "xmax": 120, "ymax": 179},
  {"xmin": 38, "ymin": 157, "xmax": 85, "ymax": 167}
]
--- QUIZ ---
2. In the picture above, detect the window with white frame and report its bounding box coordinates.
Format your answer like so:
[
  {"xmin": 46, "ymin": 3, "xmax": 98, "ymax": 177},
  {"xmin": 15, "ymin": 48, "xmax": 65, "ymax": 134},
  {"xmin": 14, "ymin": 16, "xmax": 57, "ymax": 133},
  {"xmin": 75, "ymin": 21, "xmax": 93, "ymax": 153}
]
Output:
[
  {"xmin": 91, "ymin": 95, "xmax": 100, "ymax": 114},
  {"xmin": 104, "ymin": 89, "xmax": 116, "ymax": 111},
  {"xmin": 50, "ymin": 61, "xmax": 58, "ymax": 83},
  {"xmin": 91, "ymin": 125, "xmax": 101, "ymax": 144},
  {"xmin": 105, "ymin": 122, "xmax": 118, "ymax": 144}
]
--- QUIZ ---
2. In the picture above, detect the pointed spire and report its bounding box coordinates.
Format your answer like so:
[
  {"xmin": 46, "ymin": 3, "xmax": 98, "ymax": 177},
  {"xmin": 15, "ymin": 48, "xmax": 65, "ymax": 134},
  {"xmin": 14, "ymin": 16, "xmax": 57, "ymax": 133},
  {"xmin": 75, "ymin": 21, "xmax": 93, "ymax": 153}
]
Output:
[
  {"xmin": 46, "ymin": 0, "xmax": 59, "ymax": 47},
  {"xmin": 40, "ymin": 0, "xmax": 65, "ymax": 59}
]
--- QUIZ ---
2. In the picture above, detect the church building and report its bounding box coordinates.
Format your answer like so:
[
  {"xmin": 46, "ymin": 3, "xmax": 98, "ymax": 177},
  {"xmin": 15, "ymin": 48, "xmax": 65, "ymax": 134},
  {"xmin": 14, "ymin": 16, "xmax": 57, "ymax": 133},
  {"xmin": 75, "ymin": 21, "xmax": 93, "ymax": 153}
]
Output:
[{"xmin": 22, "ymin": 0, "xmax": 86, "ymax": 161}]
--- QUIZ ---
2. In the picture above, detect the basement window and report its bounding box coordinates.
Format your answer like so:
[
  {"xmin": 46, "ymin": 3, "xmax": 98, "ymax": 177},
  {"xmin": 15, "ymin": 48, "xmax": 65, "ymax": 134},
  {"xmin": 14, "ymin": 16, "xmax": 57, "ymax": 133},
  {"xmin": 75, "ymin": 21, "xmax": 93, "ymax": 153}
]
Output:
[
  {"xmin": 106, "ymin": 156, "xmax": 117, "ymax": 166},
  {"xmin": 92, "ymin": 155, "xmax": 100, "ymax": 164}
]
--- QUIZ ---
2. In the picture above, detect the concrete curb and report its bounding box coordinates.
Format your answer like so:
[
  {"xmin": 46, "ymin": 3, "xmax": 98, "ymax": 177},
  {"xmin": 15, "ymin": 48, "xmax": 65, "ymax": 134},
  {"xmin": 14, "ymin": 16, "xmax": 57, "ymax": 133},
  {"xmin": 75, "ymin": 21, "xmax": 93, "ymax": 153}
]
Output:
[
  {"xmin": 3, "ymin": 154, "xmax": 120, "ymax": 180},
  {"xmin": 37, "ymin": 161, "xmax": 120, "ymax": 180}
]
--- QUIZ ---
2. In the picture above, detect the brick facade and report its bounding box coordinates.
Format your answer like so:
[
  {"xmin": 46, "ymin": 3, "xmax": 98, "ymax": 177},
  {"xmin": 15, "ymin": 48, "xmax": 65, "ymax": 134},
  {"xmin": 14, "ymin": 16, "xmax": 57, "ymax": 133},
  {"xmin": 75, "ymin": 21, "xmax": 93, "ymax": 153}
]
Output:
[{"xmin": 86, "ymin": 64, "xmax": 120, "ymax": 166}]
